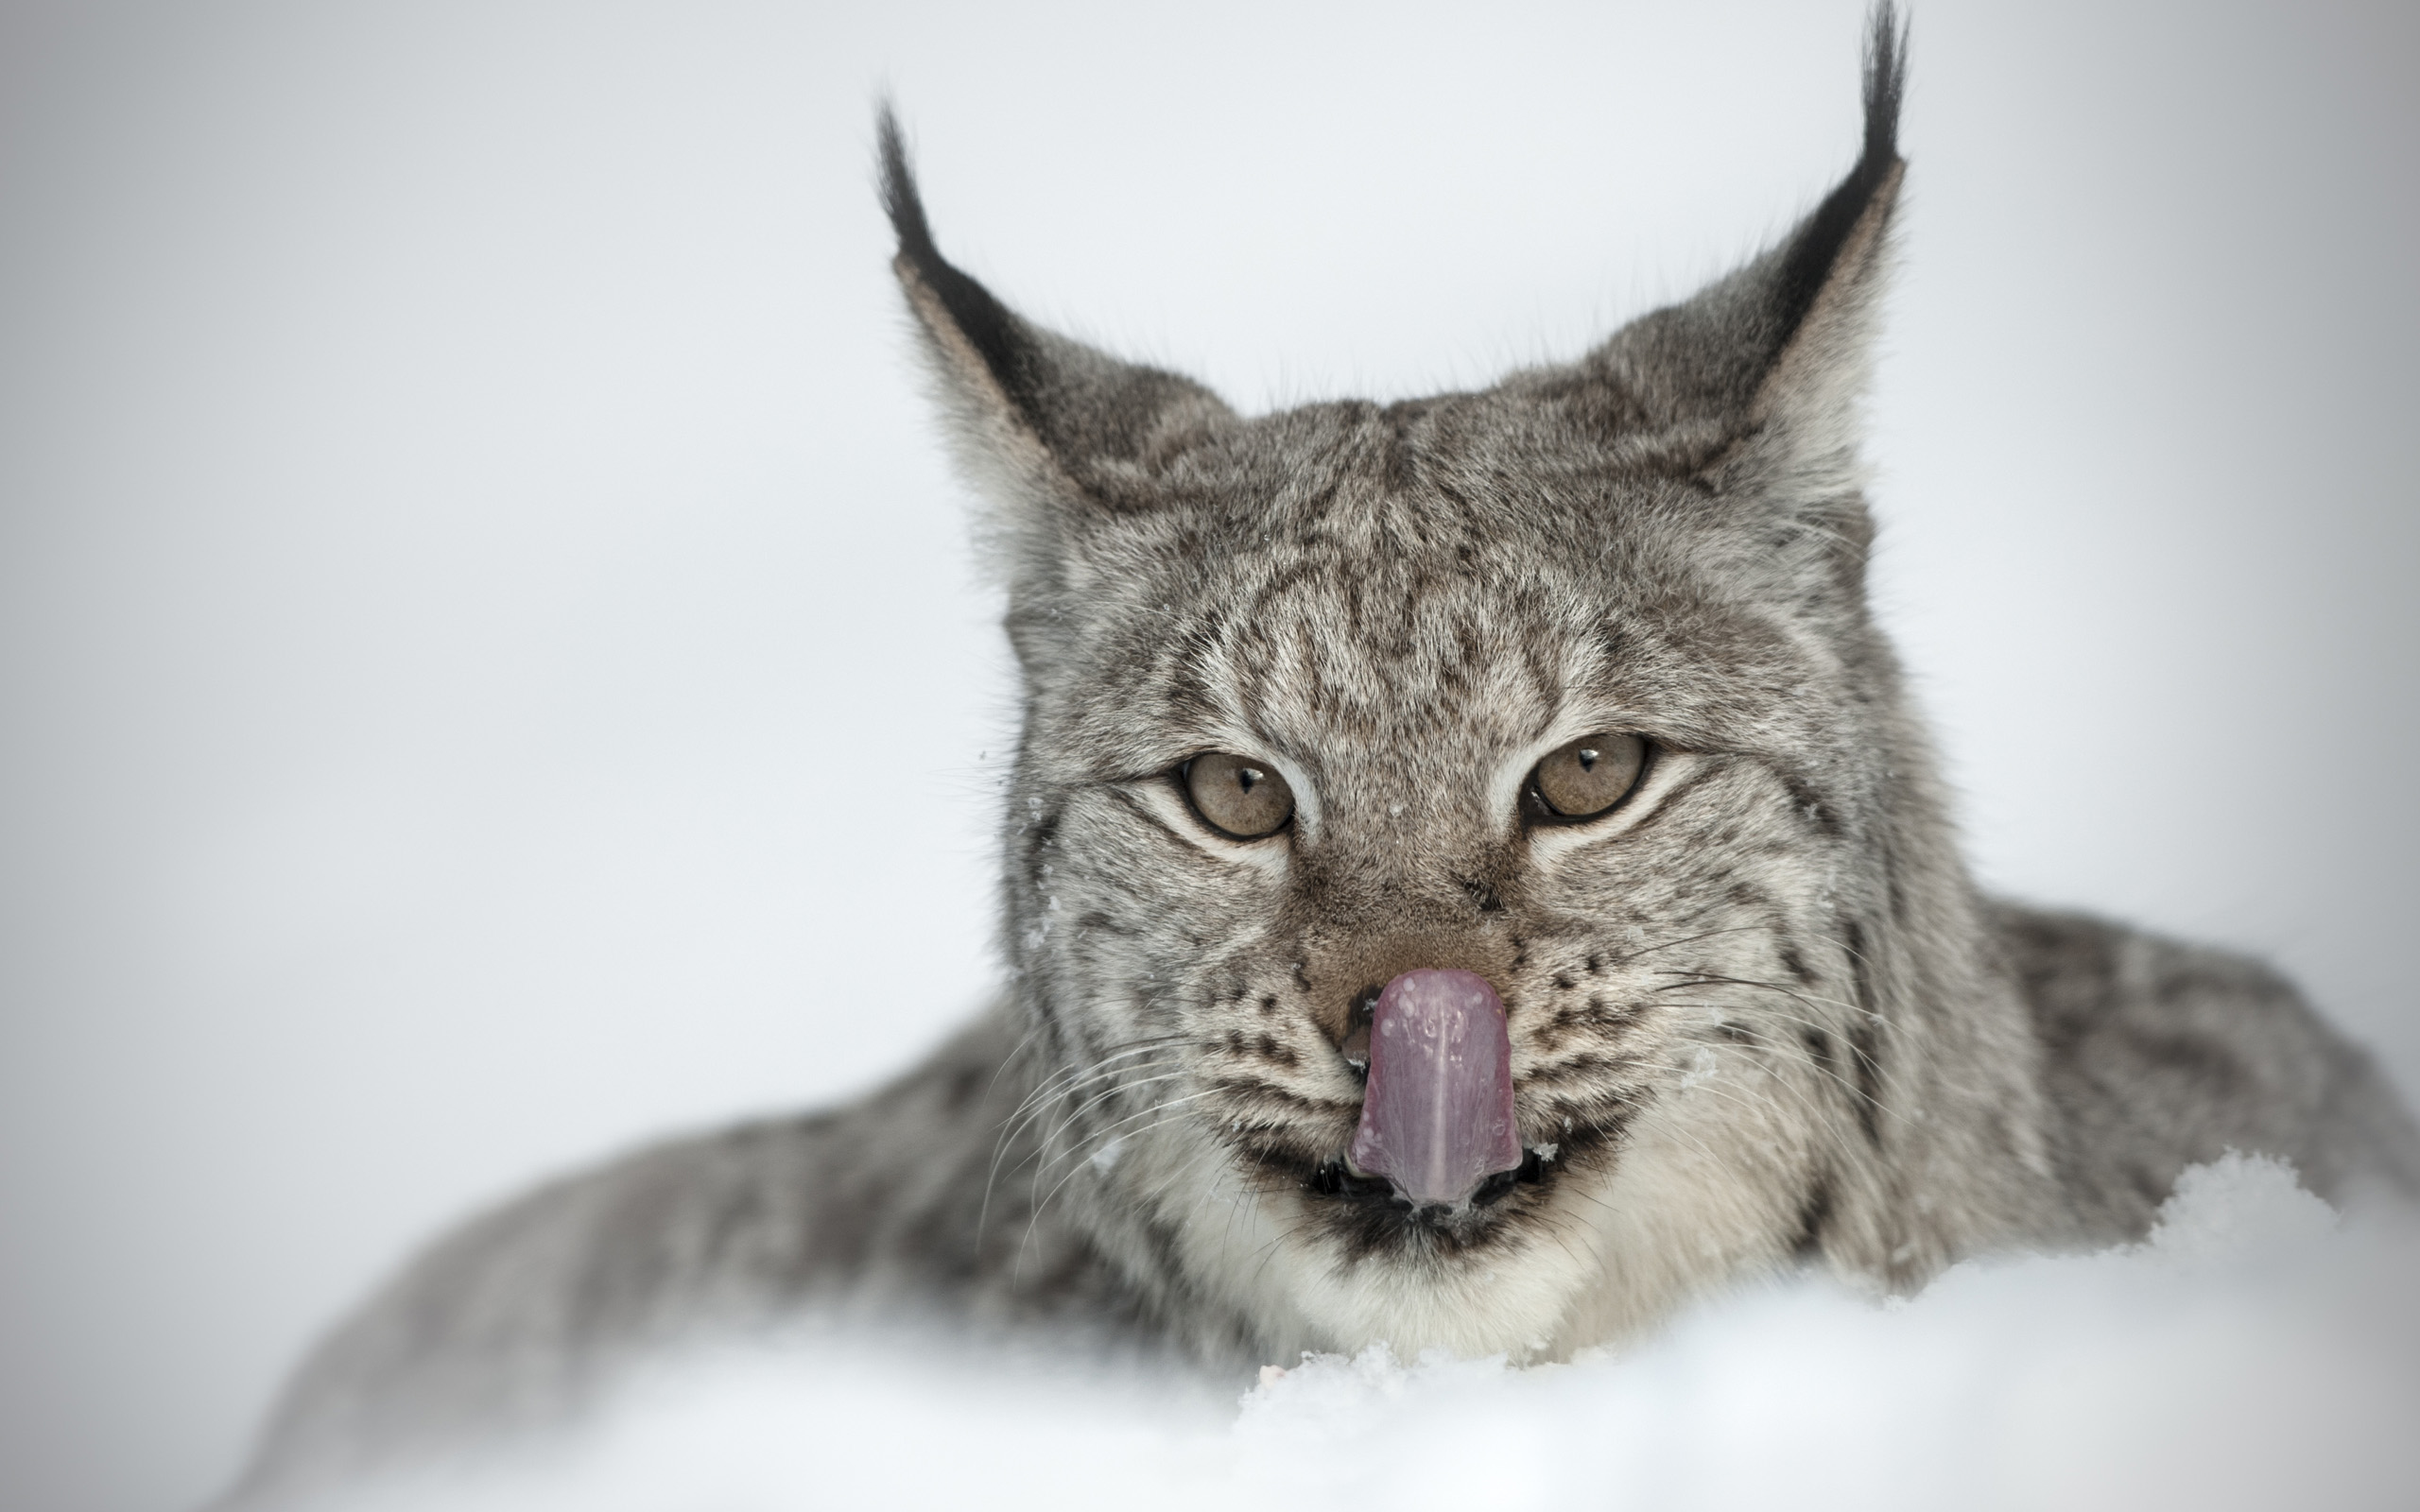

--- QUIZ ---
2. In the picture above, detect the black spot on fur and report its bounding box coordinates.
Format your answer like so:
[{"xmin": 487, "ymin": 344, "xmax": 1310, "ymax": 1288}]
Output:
[
  {"xmin": 1020, "ymin": 803, "xmax": 1061, "ymax": 868},
  {"xmin": 1526, "ymin": 1052, "xmax": 1621, "ymax": 1087},
  {"xmin": 1780, "ymin": 771, "xmax": 1842, "ymax": 838},
  {"xmin": 1778, "ymin": 940, "xmax": 1814, "ymax": 986},
  {"xmin": 1841, "ymin": 919, "xmax": 1876, "ymax": 1019},
  {"xmin": 1847, "ymin": 1020, "xmax": 1885, "ymax": 1147},
  {"xmin": 1206, "ymin": 1077, "xmax": 1350, "ymax": 1123},
  {"xmin": 1132, "ymin": 1211, "xmax": 1193, "ymax": 1298},
  {"xmin": 1792, "ymin": 1174, "xmax": 1834, "ymax": 1263}
]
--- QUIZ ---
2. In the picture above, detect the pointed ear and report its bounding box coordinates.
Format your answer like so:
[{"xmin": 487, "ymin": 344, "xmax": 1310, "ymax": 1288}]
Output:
[
  {"xmin": 876, "ymin": 110, "xmax": 1234, "ymax": 571},
  {"xmin": 1589, "ymin": 4, "xmax": 1908, "ymax": 507}
]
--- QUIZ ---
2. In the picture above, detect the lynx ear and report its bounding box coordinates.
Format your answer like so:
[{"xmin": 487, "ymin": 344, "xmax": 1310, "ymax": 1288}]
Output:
[
  {"xmin": 1589, "ymin": 3, "xmax": 1907, "ymax": 510},
  {"xmin": 877, "ymin": 109, "xmax": 1235, "ymax": 644}
]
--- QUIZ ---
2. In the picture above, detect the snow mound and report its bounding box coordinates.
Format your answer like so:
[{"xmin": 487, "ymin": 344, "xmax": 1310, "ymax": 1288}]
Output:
[{"xmin": 341, "ymin": 1156, "xmax": 2420, "ymax": 1512}]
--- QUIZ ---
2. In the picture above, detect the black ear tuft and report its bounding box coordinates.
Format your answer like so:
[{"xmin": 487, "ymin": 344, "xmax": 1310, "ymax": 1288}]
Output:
[
  {"xmin": 1860, "ymin": 0, "xmax": 1908, "ymax": 169},
  {"xmin": 875, "ymin": 104, "xmax": 1040, "ymax": 419},
  {"xmin": 1771, "ymin": 2, "xmax": 1908, "ymax": 350}
]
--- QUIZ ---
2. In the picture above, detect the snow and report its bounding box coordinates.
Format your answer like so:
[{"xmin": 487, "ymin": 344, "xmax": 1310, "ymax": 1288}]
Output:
[{"xmin": 330, "ymin": 1155, "xmax": 2419, "ymax": 1511}]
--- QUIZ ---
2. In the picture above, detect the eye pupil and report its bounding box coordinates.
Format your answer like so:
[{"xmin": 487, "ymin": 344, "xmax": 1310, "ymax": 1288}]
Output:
[
  {"xmin": 1237, "ymin": 767, "xmax": 1261, "ymax": 793},
  {"xmin": 1577, "ymin": 747, "xmax": 1599, "ymax": 771}
]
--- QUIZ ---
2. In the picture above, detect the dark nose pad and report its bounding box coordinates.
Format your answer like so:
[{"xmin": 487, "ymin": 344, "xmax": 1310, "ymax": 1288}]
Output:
[{"xmin": 1339, "ymin": 985, "xmax": 1383, "ymax": 1075}]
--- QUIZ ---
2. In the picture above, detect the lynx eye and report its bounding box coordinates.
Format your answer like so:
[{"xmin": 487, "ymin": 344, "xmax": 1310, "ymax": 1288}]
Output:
[
  {"xmin": 1530, "ymin": 732, "xmax": 1648, "ymax": 821},
  {"xmin": 1182, "ymin": 751, "xmax": 1296, "ymax": 840}
]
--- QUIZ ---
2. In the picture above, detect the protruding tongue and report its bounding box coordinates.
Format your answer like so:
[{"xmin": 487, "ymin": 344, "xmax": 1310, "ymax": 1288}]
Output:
[{"xmin": 1348, "ymin": 969, "xmax": 1521, "ymax": 1208}]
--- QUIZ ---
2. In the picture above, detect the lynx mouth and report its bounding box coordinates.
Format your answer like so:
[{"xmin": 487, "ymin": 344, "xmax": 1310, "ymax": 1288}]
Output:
[
  {"xmin": 1305, "ymin": 1144, "xmax": 1558, "ymax": 1226},
  {"xmin": 1289, "ymin": 968, "xmax": 1547, "ymax": 1234}
]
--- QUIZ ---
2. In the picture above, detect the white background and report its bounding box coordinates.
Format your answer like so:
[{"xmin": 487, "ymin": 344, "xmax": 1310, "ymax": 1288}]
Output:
[{"xmin": 3, "ymin": 2, "xmax": 2414, "ymax": 1507}]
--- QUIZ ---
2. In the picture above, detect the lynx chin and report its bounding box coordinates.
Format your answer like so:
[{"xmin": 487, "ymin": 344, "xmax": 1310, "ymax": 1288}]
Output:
[{"xmin": 221, "ymin": 6, "xmax": 2420, "ymax": 1503}]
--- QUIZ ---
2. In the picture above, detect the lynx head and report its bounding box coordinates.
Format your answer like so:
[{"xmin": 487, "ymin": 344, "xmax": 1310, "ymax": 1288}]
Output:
[{"xmin": 882, "ymin": 7, "xmax": 2043, "ymax": 1360}]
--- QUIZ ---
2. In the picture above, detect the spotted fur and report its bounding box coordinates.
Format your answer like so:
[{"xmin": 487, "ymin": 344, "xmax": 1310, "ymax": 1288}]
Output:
[{"xmin": 222, "ymin": 7, "xmax": 2420, "ymax": 1503}]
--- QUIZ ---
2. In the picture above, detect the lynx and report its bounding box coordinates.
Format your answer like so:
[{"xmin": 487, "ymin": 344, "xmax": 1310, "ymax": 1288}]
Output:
[{"xmin": 222, "ymin": 7, "xmax": 2420, "ymax": 1503}]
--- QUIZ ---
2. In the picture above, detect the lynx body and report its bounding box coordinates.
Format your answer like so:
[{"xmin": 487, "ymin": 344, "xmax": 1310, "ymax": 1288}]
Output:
[{"xmin": 224, "ymin": 9, "xmax": 2420, "ymax": 1503}]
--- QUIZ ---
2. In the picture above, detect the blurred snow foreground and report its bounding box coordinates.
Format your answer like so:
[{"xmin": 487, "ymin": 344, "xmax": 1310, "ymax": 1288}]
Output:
[{"xmin": 342, "ymin": 1154, "xmax": 2417, "ymax": 1512}]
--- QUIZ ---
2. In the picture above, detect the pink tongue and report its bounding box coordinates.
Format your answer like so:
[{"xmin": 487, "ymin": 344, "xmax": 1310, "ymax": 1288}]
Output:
[{"xmin": 1348, "ymin": 969, "xmax": 1521, "ymax": 1208}]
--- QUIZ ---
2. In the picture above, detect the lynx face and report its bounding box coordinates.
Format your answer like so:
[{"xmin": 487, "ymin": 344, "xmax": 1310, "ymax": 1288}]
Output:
[
  {"xmin": 1011, "ymin": 419, "xmax": 1860, "ymax": 1187},
  {"xmin": 983, "ymin": 385, "xmax": 1908, "ymax": 1351},
  {"xmin": 884, "ymin": 9, "xmax": 2034, "ymax": 1356}
]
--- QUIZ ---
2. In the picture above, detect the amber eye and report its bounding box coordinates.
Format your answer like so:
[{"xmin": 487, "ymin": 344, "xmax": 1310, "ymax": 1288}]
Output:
[
  {"xmin": 1530, "ymin": 732, "xmax": 1648, "ymax": 820},
  {"xmin": 1182, "ymin": 752, "xmax": 1296, "ymax": 839}
]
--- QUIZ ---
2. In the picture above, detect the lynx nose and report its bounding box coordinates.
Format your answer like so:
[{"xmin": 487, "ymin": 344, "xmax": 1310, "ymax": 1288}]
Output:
[{"xmin": 1346, "ymin": 969, "xmax": 1522, "ymax": 1208}]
